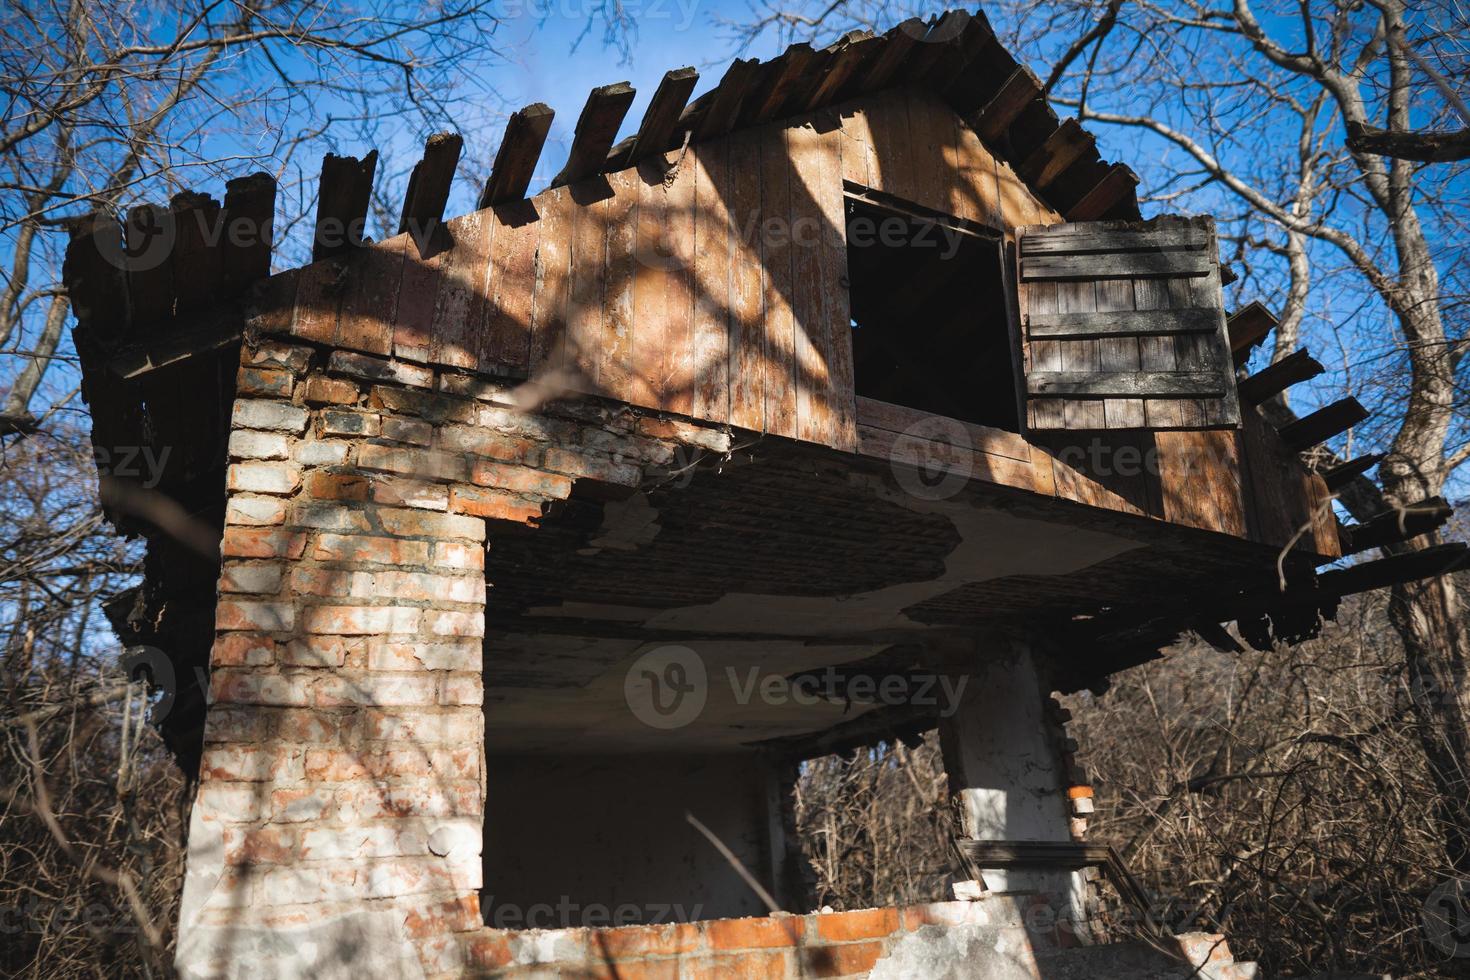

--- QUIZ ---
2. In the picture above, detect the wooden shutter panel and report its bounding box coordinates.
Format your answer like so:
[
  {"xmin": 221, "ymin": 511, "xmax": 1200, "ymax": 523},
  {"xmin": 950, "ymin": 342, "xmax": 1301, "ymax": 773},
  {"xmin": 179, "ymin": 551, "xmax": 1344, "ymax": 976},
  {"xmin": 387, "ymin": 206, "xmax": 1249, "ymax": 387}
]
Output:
[{"xmin": 1016, "ymin": 216, "xmax": 1240, "ymax": 431}]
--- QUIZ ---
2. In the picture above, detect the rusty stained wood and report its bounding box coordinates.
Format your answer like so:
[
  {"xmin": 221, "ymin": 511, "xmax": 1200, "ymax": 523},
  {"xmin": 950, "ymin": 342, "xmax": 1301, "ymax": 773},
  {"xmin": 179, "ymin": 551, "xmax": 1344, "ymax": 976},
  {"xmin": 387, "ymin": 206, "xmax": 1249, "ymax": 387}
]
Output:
[
  {"xmin": 553, "ymin": 83, "xmax": 637, "ymax": 187},
  {"xmin": 616, "ymin": 68, "xmax": 699, "ymax": 169},
  {"xmin": 480, "ymin": 201, "xmax": 539, "ymax": 375},
  {"xmin": 313, "ymin": 151, "xmax": 377, "ymax": 261},
  {"xmin": 481, "ymin": 104, "xmax": 555, "ymax": 208}
]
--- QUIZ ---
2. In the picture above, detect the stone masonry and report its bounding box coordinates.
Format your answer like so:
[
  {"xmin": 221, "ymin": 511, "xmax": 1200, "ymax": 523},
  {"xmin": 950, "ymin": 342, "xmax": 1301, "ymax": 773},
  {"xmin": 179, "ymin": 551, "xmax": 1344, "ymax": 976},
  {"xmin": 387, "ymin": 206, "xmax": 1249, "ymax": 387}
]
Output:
[{"xmin": 176, "ymin": 336, "xmax": 731, "ymax": 978}]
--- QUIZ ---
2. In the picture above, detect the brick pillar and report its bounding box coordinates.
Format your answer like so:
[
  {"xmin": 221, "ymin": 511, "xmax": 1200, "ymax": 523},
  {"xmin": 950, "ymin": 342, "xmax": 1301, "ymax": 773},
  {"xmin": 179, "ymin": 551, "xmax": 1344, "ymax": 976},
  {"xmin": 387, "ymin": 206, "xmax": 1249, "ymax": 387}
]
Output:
[
  {"xmin": 175, "ymin": 339, "xmax": 727, "ymax": 979},
  {"xmin": 177, "ymin": 341, "xmax": 493, "ymax": 978}
]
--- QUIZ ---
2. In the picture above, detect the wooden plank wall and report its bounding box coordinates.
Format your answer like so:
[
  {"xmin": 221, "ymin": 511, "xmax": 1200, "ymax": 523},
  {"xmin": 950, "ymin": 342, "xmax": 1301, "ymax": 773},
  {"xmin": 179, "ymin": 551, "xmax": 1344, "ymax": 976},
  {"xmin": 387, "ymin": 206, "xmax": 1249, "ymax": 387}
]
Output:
[{"xmin": 256, "ymin": 87, "xmax": 1337, "ymax": 559}]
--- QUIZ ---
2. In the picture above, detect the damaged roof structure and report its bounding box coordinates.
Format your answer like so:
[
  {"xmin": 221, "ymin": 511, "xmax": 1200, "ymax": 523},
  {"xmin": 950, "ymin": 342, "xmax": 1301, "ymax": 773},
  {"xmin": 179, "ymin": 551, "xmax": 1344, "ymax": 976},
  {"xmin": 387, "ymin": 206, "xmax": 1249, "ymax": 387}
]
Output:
[{"xmin": 62, "ymin": 8, "xmax": 1464, "ymax": 979}]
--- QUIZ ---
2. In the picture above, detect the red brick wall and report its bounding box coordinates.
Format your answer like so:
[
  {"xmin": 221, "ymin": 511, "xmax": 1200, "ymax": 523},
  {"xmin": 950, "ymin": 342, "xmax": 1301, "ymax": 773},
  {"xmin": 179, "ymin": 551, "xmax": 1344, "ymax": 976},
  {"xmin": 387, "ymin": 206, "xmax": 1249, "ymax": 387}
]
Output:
[{"xmin": 176, "ymin": 339, "xmax": 732, "ymax": 978}]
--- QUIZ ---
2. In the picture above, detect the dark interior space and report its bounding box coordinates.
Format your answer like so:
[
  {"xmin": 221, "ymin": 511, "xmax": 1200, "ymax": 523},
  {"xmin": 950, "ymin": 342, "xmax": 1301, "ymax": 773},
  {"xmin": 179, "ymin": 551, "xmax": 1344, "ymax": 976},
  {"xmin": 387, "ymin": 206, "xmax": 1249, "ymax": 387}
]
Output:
[{"xmin": 845, "ymin": 195, "xmax": 1020, "ymax": 432}]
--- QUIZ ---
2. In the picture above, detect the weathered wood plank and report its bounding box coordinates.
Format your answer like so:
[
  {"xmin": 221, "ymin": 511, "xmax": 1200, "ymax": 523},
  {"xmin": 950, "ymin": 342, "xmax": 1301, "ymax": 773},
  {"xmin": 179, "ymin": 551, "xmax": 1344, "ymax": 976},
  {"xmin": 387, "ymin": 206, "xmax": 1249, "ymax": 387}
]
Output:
[
  {"xmin": 430, "ymin": 210, "xmax": 493, "ymax": 371},
  {"xmin": 313, "ymin": 151, "xmax": 376, "ymax": 261},
  {"xmin": 528, "ymin": 185, "xmax": 574, "ymax": 375},
  {"xmin": 169, "ymin": 191, "xmax": 223, "ymax": 317},
  {"xmin": 662, "ymin": 159, "xmax": 698, "ymax": 415},
  {"xmin": 739, "ymin": 46, "xmax": 815, "ymax": 126},
  {"xmin": 972, "ymin": 66, "xmax": 1041, "ymax": 146},
  {"xmin": 1164, "ymin": 274, "xmax": 1209, "ymax": 427},
  {"xmin": 1277, "ymin": 397, "xmax": 1369, "ymax": 451},
  {"xmin": 124, "ymin": 205, "xmax": 174, "ymax": 330},
  {"xmin": 1021, "ymin": 250, "xmax": 1213, "ymax": 280},
  {"xmin": 480, "ymin": 104, "xmax": 554, "ymax": 208},
  {"xmin": 620, "ymin": 68, "xmax": 699, "ymax": 168},
  {"xmin": 854, "ymin": 20, "xmax": 923, "ymax": 94},
  {"xmin": 480, "ymin": 201, "xmax": 539, "ymax": 375},
  {"xmin": 1320, "ymin": 453, "xmax": 1383, "ymax": 492},
  {"xmin": 801, "ymin": 32, "xmax": 878, "ymax": 112},
  {"xmin": 1057, "ymin": 277, "xmax": 1105, "ymax": 428},
  {"xmin": 759, "ymin": 122, "xmax": 798, "ymax": 438},
  {"xmin": 815, "ymin": 121, "xmax": 857, "ymax": 452},
  {"xmin": 728, "ymin": 128, "xmax": 766, "ymax": 432},
  {"xmin": 553, "ymin": 83, "xmax": 636, "ymax": 187},
  {"xmin": 1027, "ymin": 307, "xmax": 1218, "ymax": 339},
  {"xmin": 1227, "ymin": 301, "xmax": 1277, "ymax": 366},
  {"xmin": 398, "ymin": 132, "xmax": 462, "ymax": 250},
  {"xmin": 564, "ymin": 186, "xmax": 608, "ymax": 385},
  {"xmin": 837, "ymin": 104, "xmax": 877, "ymax": 188},
  {"xmin": 1094, "ymin": 277, "xmax": 1145, "ymax": 427},
  {"xmin": 1029, "ymin": 371, "xmax": 1226, "ymax": 398},
  {"xmin": 857, "ymin": 396, "xmax": 1032, "ymax": 462},
  {"xmin": 949, "ymin": 109, "xmax": 1001, "ymax": 226},
  {"xmin": 694, "ymin": 59, "xmax": 760, "ymax": 141},
  {"xmin": 1154, "ymin": 430, "xmax": 1247, "ymax": 535},
  {"xmin": 1237, "ymin": 348, "xmax": 1324, "ymax": 405},
  {"xmin": 601, "ymin": 168, "xmax": 641, "ymax": 402},
  {"xmin": 338, "ymin": 234, "xmax": 403, "ymax": 357},
  {"xmin": 1020, "ymin": 224, "xmax": 1210, "ymax": 254},
  {"xmin": 788, "ymin": 121, "xmax": 837, "ymax": 446},
  {"xmin": 689, "ymin": 139, "xmax": 732, "ymax": 424},
  {"xmin": 1065, "ymin": 163, "xmax": 1139, "ymax": 222},
  {"xmin": 904, "ymin": 91, "xmax": 958, "ymax": 216},
  {"xmin": 220, "ymin": 173, "xmax": 276, "ymax": 293},
  {"xmin": 1017, "ymin": 118, "xmax": 1095, "ymax": 192},
  {"xmin": 857, "ymin": 423, "xmax": 1047, "ymax": 496},
  {"xmin": 861, "ymin": 89, "xmax": 917, "ymax": 207}
]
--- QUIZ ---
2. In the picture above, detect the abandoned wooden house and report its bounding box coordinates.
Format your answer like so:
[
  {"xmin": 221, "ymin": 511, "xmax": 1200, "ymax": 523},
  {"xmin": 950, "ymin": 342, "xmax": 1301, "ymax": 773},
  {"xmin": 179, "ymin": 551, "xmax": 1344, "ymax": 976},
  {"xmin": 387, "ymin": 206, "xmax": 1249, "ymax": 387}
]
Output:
[{"xmin": 63, "ymin": 8, "xmax": 1464, "ymax": 979}]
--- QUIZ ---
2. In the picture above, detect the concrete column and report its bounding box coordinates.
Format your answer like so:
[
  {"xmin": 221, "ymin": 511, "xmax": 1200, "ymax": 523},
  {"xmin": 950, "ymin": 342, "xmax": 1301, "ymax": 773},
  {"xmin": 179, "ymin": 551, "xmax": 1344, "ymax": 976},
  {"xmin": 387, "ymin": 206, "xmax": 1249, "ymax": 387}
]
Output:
[{"xmin": 937, "ymin": 639, "xmax": 1085, "ymax": 915}]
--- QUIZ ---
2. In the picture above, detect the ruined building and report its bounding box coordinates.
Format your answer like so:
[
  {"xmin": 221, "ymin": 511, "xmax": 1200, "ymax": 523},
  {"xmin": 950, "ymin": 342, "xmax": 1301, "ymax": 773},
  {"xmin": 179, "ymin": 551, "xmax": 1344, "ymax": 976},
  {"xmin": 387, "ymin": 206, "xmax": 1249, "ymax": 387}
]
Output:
[{"xmin": 64, "ymin": 8, "xmax": 1463, "ymax": 978}]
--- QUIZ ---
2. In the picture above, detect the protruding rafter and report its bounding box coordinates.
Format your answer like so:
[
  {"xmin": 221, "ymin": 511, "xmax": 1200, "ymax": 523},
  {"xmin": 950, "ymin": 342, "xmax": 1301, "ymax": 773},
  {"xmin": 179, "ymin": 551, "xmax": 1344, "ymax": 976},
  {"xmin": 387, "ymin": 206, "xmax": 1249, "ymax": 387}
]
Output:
[
  {"xmin": 313, "ymin": 151, "xmax": 377, "ymax": 262},
  {"xmin": 481, "ymin": 104, "xmax": 555, "ymax": 208},
  {"xmin": 552, "ymin": 83, "xmax": 637, "ymax": 188},
  {"xmin": 399, "ymin": 132, "xmax": 463, "ymax": 252}
]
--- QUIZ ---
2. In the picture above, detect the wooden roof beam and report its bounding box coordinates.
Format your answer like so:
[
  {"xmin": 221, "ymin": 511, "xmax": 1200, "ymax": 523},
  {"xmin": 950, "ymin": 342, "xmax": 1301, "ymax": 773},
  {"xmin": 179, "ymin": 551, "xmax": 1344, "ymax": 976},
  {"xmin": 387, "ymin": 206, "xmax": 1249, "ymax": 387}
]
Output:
[
  {"xmin": 313, "ymin": 150, "xmax": 377, "ymax": 262},
  {"xmin": 1065, "ymin": 163, "xmax": 1140, "ymax": 222},
  {"xmin": 552, "ymin": 82, "xmax": 636, "ymax": 187},
  {"xmin": 220, "ymin": 173, "xmax": 276, "ymax": 293},
  {"xmin": 480, "ymin": 104, "xmax": 555, "ymax": 208},
  {"xmin": 1236, "ymin": 348, "xmax": 1324, "ymax": 405},
  {"xmin": 1319, "ymin": 453, "xmax": 1384, "ymax": 491},
  {"xmin": 1317, "ymin": 542, "xmax": 1468, "ymax": 597},
  {"xmin": 738, "ymin": 45, "xmax": 816, "ymax": 126},
  {"xmin": 1017, "ymin": 118, "xmax": 1096, "ymax": 191},
  {"xmin": 612, "ymin": 67, "xmax": 699, "ymax": 170},
  {"xmin": 399, "ymin": 132, "xmax": 462, "ymax": 254},
  {"xmin": 971, "ymin": 65, "xmax": 1042, "ymax": 147},
  {"xmin": 1227, "ymin": 300, "xmax": 1276, "ymax": 366},
  {"xmin": 1340, "ymin": 496, "xmax": 1453, "ymax": 555},
  {"xmin": 692, "ymin": 59, "xmax": 761, "ymax": 142},
  {"xmin": 854, "ymin": 19, "xmax": 924, "ymax": 95},
  {"xmin": 801, "ymin": 31, "xmax": 879, "ymax": 113},
  {"xmin": 1276, "ymin": 396, "xmax": 1368, "ymax": 451}
]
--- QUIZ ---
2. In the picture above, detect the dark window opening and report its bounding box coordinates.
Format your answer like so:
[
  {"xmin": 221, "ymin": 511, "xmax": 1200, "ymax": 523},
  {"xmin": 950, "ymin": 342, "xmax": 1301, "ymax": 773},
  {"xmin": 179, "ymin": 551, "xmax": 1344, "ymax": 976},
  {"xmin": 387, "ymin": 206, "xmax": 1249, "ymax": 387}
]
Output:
[{"xmin": 845, "ymin": 193, "xmax": 1020, "ymax": 432}]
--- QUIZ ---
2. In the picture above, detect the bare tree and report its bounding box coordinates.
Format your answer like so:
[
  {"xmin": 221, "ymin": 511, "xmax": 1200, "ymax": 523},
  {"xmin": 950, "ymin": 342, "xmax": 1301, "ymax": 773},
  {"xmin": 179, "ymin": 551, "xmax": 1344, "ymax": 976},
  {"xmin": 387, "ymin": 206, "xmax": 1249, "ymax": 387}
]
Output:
[
  {"xmin": 725, "ymin": 0, "xmax": 1470, "ymax": 884},
  {"xmin": 0, "ymin": 0, "xmax": 506, "ymax": 433}
]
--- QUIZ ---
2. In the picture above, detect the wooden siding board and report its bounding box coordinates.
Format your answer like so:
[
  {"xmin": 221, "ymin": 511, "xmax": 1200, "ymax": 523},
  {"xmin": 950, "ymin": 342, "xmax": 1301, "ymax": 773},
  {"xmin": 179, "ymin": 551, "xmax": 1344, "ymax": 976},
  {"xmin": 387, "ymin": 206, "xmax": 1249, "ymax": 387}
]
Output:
[
  {"xmin": 788, "ymin": 121, "xmax": 835, "ymax": 446},
  {"xmin": 528, "ymin": 185, "xmax": 574, "ymax": 375},
  {"xmin": 564, "ymin": 185, "xmax": 608, "ymax": 389},
  {"xmin": 862, "ymin": 89, "xmax": 916, "ymax": 205},
  {"xmin": 604, "ymin": 167, "xmax": 642, "ymax": 404},
  {"xmin": 339, "ymin": 234, "xmax": 404, "ymax": 356},
  {"xmin": 728, "ymin": 128, "xmax": 766, "ymax": 432},
  {"xmin": 903, "ymin": 90, "xmax": 956, "ymax": 215},
  {"xmin": 837, "ymin": 104, "xmax": 876, "ymax": 188},
  {"xmin": 1155, "ymin": 429, "xmax": 1248, "ymax": 536},
  {"xmin": 1132, "ymin": 274, "xmax": 1182, "ymax": 429},
  {"xmin": 951, "ymin": 114, "xmax": 1002, "ymax": 227},
  {"xmin": 481, "ymin": 203, "xmax": 538, "ymax": 375},
  {"xmin": 759, "ymin": 123, "xmax": 798, "ymax": 438},
  {"xmin": 663, "ymin": 158, "xmax": 698, "ymax": 416},
  {"xmin": 689, "ymin": 140, "xmax": 733, "ymax": 424},
  {"xmin": 1057, "ymin": 277, "xmax": 1105, "ymax": 429},
  {"xmin": 817, "ymin": 120, "xmax": 858, "ymax": 451},
  {"xmin": 1095, "ymin": 276, "xmax": 1145, "ymax": 428},
  {"xmin": 430, "ymin": 210, "xmax": 493, "ymax": 371}
]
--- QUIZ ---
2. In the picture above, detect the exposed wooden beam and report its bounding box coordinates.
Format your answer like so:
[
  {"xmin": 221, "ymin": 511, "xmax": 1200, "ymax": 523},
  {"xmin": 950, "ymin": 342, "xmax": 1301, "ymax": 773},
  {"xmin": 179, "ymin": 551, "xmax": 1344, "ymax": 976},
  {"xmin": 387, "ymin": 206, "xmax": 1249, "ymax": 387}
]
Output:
[
  {"xmin": 800, "ymin": 32, "xmax": 879, "ymax": 113},
  {"xmin": 611, "ymin": 67, "xmax": 699, "ymax": 170},
  {"xmin": 1340, "ymin": 497, "xmax": 1453, "ymax": 555},
  {"xmin": 693, "ymin": 59, "xmax": 761, "ymax": 141},
  {"xmin": 1227, "ymin": 301, "xmax": 1276, "ymax": 366},
  {"xmin": 480, "ymin": 104, "xmax": 555, "ymax": 208},
  {"xmin": 738, "ymin": 45, "xmax": 815, "ymax": 126},
  {"xmin": 313, "ymin": 150, "xmax": 377, "ymax": 261},
  {"xmin": 855, "ymin": 20, "xmax": 924, "ymax": 94},
  {"xmin": 1276, "ymin": 397, "xmax": 1368, "ymax": 451},
  {"xmin": 1316, "ymin": 542, "xmax": 1468, "ymax": 597},
  {"xmin": 901, "ymin": 11, "xmax": 970, "ymax": 82},
  {"xmin": 1065, "ymin": 163, "xmax": 1139, "ymax": 222},
  {"xmin": 169, "ymin": 190, "xmax": 222, "ymax": 317},
  {"xmin": 1236, "ymin": 348, "xmax": 1324, "ymax": 405},
  {"xmin": 124, "ymin": 204, "xmax": 173, "ymax": 328},
  {"xmin": 971, "ymin": 65, "xmax": 1042, "ymax": 146},
  {"xmin": 398, "ymin": 132, "xmax": 462, "ymax": 255},
  {"xmin": 220, "ymin": 172, "xmax": 276, "ymax": 293},
  {"xmin": 1319, "ymin": 453, "xmax": 1384, "ymax": 492},
  {"xmin": 925, "ymin": 10, "xmax": 1000, "ymax": 95},
  {"xmin": 1017, "ymin": 118, "xmax": 1096, "ymax": 190},
  {"xmin": 552, "ymin": 82, "xmax": 636, "ymax": 187}
]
